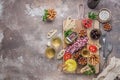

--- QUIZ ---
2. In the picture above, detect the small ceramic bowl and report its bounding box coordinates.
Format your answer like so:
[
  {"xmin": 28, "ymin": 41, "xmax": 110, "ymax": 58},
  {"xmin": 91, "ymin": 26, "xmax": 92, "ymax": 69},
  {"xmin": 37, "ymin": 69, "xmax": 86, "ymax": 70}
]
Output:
[
  {"xmin": 98, "ymin": 8, "xmax": 112, "ymax": 23},
  {"xmin": 81, "ymin": 49, "xmax": 90, "ymax": 57},
  {"xmin": 90, "ymin": 29, "xmax": 101, "ymax": 40}
]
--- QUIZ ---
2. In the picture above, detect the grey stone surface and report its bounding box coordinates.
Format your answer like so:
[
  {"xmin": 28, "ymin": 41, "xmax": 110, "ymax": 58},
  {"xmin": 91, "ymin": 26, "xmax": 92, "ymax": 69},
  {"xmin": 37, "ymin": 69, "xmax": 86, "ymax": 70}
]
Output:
[{"xmin": 0, "ymin": 0, "xmax": 120, "ymax": 80}]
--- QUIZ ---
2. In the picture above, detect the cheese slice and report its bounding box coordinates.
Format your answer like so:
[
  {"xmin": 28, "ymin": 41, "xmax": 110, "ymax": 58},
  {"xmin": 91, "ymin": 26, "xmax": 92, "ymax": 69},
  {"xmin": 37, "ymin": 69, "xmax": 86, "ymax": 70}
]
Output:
[{"xmin": 64, "ymin": 17, "xmax": 76, "ymax": 31}]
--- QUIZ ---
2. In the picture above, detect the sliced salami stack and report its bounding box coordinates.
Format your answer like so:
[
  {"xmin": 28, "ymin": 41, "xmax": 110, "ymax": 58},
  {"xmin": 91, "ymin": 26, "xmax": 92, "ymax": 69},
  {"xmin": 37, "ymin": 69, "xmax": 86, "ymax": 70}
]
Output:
[{"xmin": 65, "ymin": 37, "xmax": 88, "ymax": 54}]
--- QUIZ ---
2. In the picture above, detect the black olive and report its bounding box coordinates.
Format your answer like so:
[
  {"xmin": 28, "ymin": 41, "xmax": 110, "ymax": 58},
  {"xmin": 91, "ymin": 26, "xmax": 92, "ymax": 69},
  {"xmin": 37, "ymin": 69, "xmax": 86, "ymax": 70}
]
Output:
[{"xmin": 90, "ymin": 29, "xmax": 101, "ymax": 40}]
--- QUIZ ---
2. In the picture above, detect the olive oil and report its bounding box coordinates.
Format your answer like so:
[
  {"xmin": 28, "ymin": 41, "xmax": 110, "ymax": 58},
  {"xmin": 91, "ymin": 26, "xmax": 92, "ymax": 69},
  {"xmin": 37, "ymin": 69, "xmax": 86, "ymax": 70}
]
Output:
[
  {"xmin": 51, "ymin": 37, "xmax": 62, "ymax": 48},
  {"xmin": 45, "ymin": 47, "xmax": 55, "ymax": 59},
  {"xmin": 82, "ymin": 49, "xmax": 90, "ymax": 57}
]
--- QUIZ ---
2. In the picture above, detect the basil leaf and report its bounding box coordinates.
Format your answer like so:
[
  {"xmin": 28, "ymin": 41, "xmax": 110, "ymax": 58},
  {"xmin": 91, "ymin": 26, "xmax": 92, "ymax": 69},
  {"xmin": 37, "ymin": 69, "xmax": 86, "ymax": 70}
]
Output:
[{"xmin": 88, "ymin": 12, "xmax": 97, "ymax": 20}]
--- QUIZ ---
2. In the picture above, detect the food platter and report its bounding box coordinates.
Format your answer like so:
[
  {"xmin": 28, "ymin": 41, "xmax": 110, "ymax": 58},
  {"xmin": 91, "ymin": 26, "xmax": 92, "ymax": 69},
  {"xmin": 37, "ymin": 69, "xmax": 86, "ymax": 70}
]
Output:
[
  {"xmin": 44, "ymin": 8, "xmax": 112, "ymax": 75},
  {"xmin": 61, "ymin": 17, "xmax": 101, "ymax": 74}
]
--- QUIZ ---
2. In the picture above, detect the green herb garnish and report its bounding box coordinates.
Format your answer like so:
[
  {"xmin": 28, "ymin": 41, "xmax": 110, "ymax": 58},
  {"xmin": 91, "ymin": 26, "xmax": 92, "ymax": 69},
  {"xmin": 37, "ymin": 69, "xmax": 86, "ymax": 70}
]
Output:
[
  {"xmin": 42, "ymin": 9, "xmax": 48, "ymax": 21},
  {"xmin": 88, "ymin": 12, "xmax": 97, "ymax": 20},
  {"xmin": 89, "ymin": 64, "xmax": 96, "ymax": 74},
  {"xmin": 84, "ymin": 70, "xmax": 93, "ymax": 75},
  {"xmin": 84, "ymin": 64, "xmax": 96, "ymax": 75},
  {"xmin": 64, "ymin": 29, "xmax": 73, "ymax": 37}
]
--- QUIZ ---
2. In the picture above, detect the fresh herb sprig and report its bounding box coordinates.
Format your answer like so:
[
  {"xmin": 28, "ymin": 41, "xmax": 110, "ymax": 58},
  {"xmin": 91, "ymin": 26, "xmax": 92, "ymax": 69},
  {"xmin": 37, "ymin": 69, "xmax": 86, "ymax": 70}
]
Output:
[
  {"xmin": 64, "ymin": 29, "xmax": 73, "ymax": 37},
  {"xmin": 42, "ymin": 9, "xmax": 48, "ymax": 21},
  {"xmin": 88, "ymin": 12, "xmax": 97, "ymax": 20},
  {"xmin": 84, "ymin": 64, "xmax": 96, "ymax": 75}
]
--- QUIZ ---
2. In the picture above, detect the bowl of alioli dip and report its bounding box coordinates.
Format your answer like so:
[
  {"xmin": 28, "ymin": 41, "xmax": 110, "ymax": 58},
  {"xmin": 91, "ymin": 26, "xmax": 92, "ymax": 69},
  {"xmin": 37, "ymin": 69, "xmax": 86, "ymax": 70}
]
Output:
[{"xmin": 98, "ymin": 8, "xmax": 111, "ymax": 23}]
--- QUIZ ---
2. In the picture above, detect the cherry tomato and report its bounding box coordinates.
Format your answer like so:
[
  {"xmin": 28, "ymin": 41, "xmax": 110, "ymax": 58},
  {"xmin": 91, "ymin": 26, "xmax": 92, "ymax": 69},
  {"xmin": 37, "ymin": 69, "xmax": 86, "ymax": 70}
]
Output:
[
  {"xmin": 82, "ymin": 19, "xmax": 92, "ymax": 28},
  {"xmin": 89, "ymin": 45, "xmax": 97, "ymax": 53},
  {"xmin": 63, "ymin": 52, "xmax": 72, "ymax": 61}
]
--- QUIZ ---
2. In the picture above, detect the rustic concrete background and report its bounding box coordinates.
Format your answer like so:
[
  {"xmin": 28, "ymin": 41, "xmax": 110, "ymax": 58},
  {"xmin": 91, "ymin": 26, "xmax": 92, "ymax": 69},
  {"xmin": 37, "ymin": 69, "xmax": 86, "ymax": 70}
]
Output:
[{"xmin": 0, "ymin": 0, "xmax": 120, "ymax": 80}]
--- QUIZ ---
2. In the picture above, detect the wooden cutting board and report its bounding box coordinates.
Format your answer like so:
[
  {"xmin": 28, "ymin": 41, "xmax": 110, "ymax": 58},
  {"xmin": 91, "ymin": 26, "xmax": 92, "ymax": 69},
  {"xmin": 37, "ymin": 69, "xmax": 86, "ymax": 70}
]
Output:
[{"xmin": 62, "ymin": 18, "xmax": 101, "ymax": 74}]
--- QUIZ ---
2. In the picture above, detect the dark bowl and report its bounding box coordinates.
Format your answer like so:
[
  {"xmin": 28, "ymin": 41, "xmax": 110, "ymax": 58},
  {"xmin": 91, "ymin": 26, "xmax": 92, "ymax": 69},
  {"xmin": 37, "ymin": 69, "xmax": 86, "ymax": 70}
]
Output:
[{"xmin": 90, "ymin": 29, "xmax": 101, "ymax": 40}]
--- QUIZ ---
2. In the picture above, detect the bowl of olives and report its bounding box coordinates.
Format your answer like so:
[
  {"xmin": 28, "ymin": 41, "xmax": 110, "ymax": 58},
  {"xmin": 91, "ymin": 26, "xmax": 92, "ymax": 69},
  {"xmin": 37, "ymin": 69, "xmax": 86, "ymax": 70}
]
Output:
[{"xmin": 90, "ymin": 29, "xmax": 101, "ymax": 40}]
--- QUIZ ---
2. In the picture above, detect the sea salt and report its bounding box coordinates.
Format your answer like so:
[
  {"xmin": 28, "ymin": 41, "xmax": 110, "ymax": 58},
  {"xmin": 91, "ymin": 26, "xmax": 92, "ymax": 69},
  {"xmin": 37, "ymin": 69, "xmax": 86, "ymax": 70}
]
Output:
[{"xmin": 99, "ymin": 10, "xmax": 110, "ymax": 21}]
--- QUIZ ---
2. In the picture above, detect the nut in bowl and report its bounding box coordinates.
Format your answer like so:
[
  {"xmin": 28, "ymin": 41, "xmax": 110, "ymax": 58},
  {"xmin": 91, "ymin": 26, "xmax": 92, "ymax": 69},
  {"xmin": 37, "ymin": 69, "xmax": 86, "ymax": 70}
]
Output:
[
  {"xmin": 73, "ymin": 52, "xmax": 80, "ymax": 60},
  {"xmin": 79, "ymin": 30, "xmax": 87, "ymax": 37},
  {"xmin": 103, "ymin": 23, "xmax": 112, "ymax": 31},
  {"xmin": 78, "ymin": 57, "xmax": 87, "ymax": 65}
]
